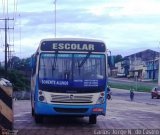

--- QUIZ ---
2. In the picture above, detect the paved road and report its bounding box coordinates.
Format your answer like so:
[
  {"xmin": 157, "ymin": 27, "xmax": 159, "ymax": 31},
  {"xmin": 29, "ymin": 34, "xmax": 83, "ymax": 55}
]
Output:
[
  {"xmin": 111, "ymin": 88, "xmax": 160, "ymax": 106},
  {"xmin": 14, "ymin": 88, "xmax": 160, "ymax": 135}
]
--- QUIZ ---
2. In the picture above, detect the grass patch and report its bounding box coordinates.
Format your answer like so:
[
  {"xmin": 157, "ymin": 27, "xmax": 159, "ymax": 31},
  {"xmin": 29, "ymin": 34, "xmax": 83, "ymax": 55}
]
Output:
[{"xmin": 108, "ymin": 82, "xmax": 152, "ymax": 92}]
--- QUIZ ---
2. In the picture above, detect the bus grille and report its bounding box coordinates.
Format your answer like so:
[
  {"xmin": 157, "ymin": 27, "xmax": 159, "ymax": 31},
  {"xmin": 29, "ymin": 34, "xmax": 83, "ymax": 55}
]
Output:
[
  {"xmin": 50, "ymin": 94, "xmax": 93, "ymax": 103},
  {"xmin": 54, "ymin": 107, "xmax": 88, "ymax": 113}
]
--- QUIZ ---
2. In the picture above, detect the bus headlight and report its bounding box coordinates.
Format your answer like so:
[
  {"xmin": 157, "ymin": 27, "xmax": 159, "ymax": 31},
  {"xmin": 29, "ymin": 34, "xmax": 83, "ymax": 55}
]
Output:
[
  {"xmin": 38, "ymin": 90, "xmax": 46, "ymax": 102},
  {"xmin": 39, "ymin": 95, "xmax": 45, "ymax": 101},
  {"xmin": 96, "ymin": 92, "xmax": 105, "ymax": 104}
]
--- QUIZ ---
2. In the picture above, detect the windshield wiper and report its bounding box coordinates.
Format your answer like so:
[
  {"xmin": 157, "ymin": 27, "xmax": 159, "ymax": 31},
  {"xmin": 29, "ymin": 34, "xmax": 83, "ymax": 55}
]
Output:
[
  {"xmin": 78, "ymin": 52, "xmax": 91, "ymax": 68},
  {"xmin": 77, "ymin": 52, "xmax": 91, "ymax": 75}
]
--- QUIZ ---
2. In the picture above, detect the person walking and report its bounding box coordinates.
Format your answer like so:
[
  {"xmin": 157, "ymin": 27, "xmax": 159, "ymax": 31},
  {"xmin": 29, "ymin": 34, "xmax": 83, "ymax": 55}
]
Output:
[{"xmin": 130, "ymin": 87, "xmax": 134, "ymax": 101}]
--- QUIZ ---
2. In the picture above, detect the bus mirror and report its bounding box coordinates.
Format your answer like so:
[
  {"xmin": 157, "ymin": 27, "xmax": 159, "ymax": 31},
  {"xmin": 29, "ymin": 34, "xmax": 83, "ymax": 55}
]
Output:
[
  {"xmin": 30, "ymin": 56, "xmax": 36, "ymax": 69},
  {"xmin": 28, "ymin": 57, "xmax": 32, "ymax": 68},
  {"xmin": 31, "ymin": 56, "xmax": 37, "ymax": 75}
]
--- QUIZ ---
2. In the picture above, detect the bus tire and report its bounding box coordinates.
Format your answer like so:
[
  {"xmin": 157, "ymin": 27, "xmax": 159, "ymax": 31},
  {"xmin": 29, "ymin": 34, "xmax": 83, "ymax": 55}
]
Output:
[
  {"xmin": 32, "ymin": 108, "xmax": 34, "ymax": 116},
  {"xmin": 35, "ymin": 114, "xmax": 43, "ymax": 123},
  {"xmin": 89, "ymin": 115, "xmax": 97, "ymax": 124}
]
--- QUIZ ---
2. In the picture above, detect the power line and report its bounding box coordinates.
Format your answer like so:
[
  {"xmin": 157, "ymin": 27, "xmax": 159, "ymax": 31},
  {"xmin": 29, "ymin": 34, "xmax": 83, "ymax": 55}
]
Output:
[
  {"xmin": 12, "ymin": 0, "xmax": 18, "ymax": 59},
  {"xmin": 0, "ymin": 0, "xmax": 19, "ymax": 73},
  {"xmin": 14, "ymin": 0, "xmax": 18, "ymax": 22},
  {"xmin": 6, "ymin": 0, "xmax": 8, "ymax": 18},
  {"xmin": 19, "ymin": 14, "xmax": 21, "ymax": 58},
  {"xmin": 2, "ymin": 0, "xmax": 5, "ymax": 17},
  {"xmin": 13, "ymin": 0, "xmax": 16, "ymax": 18},
  {"xmin": 10, "ymin": 0, "xmax": 18, "ymax": 60},
  {"xmin": 0, "ymin": 29, "xmax": 4, "ymax": 48},
  {"xmin": 0, "ymin": 18, "xmax": 14, "ymax": 77}
]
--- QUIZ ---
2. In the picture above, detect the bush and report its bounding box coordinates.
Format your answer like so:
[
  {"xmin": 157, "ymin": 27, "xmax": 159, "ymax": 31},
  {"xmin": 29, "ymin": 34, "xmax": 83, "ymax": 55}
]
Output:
[{"xmin": 0, "ymin": 67, "xmax": 30, "ymax": 91}]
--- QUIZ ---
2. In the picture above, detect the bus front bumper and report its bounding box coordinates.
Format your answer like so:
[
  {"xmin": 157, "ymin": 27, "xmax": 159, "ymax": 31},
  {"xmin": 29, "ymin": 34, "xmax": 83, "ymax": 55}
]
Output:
[{"xmin": 35, "ymin": 102, "xmax": 106, "ymax": 116}]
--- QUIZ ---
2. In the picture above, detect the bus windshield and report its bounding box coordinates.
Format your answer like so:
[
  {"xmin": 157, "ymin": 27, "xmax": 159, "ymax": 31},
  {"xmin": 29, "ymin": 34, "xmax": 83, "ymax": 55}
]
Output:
[{"xmin": 39, "ymin": 53, "xmax": 106, "ymax": 88}]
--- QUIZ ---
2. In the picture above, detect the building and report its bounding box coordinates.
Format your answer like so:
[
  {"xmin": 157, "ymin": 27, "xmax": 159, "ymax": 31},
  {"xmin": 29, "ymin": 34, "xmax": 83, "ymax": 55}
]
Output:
[{"xmin": 114, "ymin": 49, "xmax": 159, "ymax": 80}]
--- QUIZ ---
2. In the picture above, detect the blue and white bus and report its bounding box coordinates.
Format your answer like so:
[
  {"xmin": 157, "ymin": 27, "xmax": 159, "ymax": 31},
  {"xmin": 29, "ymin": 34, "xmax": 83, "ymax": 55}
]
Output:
[{"xmin": 31, "ymin": 38, "xmax": 108, "ymax": 124}]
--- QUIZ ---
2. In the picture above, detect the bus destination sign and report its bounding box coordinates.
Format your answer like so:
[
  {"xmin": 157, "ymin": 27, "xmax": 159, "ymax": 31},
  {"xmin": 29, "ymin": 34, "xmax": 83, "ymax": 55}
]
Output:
[{"xmin": 41, "ymin": 41, "xmax": 106, "ymax": 52}]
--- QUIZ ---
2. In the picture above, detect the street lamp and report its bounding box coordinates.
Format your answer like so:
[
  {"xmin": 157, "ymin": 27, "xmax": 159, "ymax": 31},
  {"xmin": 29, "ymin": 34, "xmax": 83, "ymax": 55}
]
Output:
[{"xmin": 54, "ymin": 0, "xmax": 57, "ymax": 38}]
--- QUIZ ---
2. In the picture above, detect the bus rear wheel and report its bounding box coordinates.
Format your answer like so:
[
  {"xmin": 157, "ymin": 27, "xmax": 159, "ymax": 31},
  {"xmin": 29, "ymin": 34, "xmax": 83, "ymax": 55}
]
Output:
[
  {"xmin": 89, "ymin": 115, "xmax": 97, "ymax": 124},
  {"xmin": 35, "ymin": 114, "xmax": 43, "ymax": 123}
]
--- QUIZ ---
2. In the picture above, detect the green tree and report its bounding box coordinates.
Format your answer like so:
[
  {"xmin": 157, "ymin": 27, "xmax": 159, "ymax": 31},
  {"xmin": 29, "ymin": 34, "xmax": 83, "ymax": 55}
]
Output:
[
  {"xmin": 9, "ymin": 56, "xmax": 21, "ymax": 69},
  {"xmin": 108, "ymin": 54, "xmax": 123, "ymax": 67},
  {"xmin": 115, "ymin": 55, "xmax": 123, "ymax": 63}
]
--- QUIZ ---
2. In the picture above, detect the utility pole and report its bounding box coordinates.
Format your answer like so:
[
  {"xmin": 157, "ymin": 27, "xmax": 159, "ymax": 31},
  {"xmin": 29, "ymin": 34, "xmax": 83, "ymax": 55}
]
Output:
[
  {"xmin": 158, "ymin": 43, "xmax": 160, "ymax": 86},
  {"xmin": 54, "ymin": 0, "xmax": 57, "ymax": 38},
  {"xmin": 152, "ymin": 51, "xmax": 156, "ymax": 80},
  {"xmin": 0, "ymin": 18, "xmax": 14, "ymax": 78},
  {"xmin": 5, "ymin": 19, "xmax": 8, "ymax": 77},
  {"xmin": 158, "ymin": 54, "xmax": 160, "ymax": 86},
  {"xmin": 107, "ymin": 49, "xmax": 111, "ymax": 77}
]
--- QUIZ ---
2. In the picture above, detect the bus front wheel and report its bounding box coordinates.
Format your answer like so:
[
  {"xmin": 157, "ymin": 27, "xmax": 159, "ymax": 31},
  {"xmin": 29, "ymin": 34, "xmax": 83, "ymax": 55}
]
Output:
[
  {"xmin": 32, "ymin": 108, "xmax": 34, "ymax": 116},
  {"xmin": 89, "ymin": 115, "xmax": 97, "ymax": 124},
  {"xmin": 35, "ymin": 114, "xmax": 43, "ymax": 123}
]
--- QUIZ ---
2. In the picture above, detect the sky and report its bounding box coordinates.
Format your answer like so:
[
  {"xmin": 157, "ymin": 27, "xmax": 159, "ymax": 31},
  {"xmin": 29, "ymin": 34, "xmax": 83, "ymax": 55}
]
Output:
[{"xmin": 0, "ymin": 0, "xmax": 160, "ymax": 61}]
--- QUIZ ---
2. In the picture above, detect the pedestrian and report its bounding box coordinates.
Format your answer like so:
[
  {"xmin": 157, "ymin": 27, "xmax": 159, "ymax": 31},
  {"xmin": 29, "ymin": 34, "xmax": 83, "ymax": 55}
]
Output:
[{"xmin": 130, "ymin": 88, "xmax": 134, "ymax": 101}]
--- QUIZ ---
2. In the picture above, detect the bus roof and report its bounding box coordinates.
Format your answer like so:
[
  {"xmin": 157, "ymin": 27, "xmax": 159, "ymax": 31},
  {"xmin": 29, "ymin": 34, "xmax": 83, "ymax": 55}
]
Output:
[
  {"xmin": 40, "ymin": 38, "xmax": 105, "ymax": 43},
  {"xmin": 37, "ymin": 38, "xmax": 106, "ymax": 53}
]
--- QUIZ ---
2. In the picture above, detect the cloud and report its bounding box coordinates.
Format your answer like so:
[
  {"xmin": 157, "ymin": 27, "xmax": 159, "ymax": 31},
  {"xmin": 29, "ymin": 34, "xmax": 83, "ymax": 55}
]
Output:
[
  {"xmin": 108, "ymin": 0, "xmax": 160, "ymax": 17},
  {"xmin": 0, "ymin": 0, "xmax": 160, "ymax": 60}
]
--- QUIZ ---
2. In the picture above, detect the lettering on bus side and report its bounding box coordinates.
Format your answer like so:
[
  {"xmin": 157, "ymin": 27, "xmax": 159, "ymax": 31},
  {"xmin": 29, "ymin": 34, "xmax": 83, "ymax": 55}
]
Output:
[
  {"xmin": 52, "ymin": 43, "xmax": 95, "ymax": 51},
  {"xmin": 41, "ymin": 80, "xmax": 69, "ymax": 86}
]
